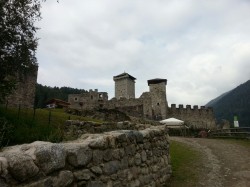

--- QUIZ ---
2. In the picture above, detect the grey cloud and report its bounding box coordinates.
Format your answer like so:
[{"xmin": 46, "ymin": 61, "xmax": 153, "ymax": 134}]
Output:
[{"xmin": 37, "ymin": 0, "xmax": 250, "ymax": 106}]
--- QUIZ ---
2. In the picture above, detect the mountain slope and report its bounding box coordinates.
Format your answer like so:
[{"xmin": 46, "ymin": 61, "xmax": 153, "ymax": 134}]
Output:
[
  {"xmin": 205, "ymin": 91, "xmax": 231, "ymax": 106},
  {"xmin": 206, "ymin": 80, "xmax": 250, "ymax": 127}
]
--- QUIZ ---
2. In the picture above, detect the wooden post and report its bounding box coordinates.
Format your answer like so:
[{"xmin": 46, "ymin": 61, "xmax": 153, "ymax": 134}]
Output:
[
  {"xmin": 18, "ymin": 104, "xmax": 21, "ymax": 119},
  {"xmin": 33, "ymin": 108, "xmax": 36, "ymax": 120},
  {"xmin": 48, "ymin": 109, "xmax": 51, "ymax": 124}
]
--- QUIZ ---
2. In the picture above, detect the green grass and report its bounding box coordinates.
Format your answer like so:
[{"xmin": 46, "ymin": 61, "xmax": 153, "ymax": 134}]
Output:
[
  {"xmin": 167, "ymin": 140, "xmax": 203, "ymax": 187},
  {"xmin": 0, "ymin": 107, "xmax": 104, "ymax": 146}
]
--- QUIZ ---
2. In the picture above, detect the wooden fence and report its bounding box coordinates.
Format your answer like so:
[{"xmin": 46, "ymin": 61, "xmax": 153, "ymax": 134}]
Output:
[{"xmin": 209, "ymin": 127, "xmax": 250, "ymax": 139}]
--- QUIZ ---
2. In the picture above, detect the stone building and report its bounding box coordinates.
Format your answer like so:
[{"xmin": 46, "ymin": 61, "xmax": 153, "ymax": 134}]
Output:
[
  {"xmin": 68, "ymin": 72, "xmax": 216, "ymax": 129},
  {"xmin": 5, "ymin": 65, "xmax": 38, "ymax": 108},
  {"xmin": 68, "ymin": 89, "xmax": 108, "ymax": 110}
]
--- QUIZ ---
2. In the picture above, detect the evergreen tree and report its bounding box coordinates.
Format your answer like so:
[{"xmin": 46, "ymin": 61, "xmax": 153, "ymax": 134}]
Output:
[{"xmin": 34, "ymin": 84, "xmax": 87, "ymax": 108}]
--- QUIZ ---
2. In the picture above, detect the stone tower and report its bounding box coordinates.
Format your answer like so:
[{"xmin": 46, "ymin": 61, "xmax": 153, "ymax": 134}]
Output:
[
  {"xmin": 148, "ymin": 78, "xmax": 168, "ymax": 120},
  {"xmin": 113, "ymin": 73, "xmax": 136, "ymax": 99},
  {"xmin": 6, "ymin": 64, "xmax": 38, "ymax": 108}
]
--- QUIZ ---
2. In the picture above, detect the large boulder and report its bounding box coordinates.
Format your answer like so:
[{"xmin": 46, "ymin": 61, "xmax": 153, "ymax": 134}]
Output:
[
  {"xmin": 23, "ymin": 142, "xmax": 66, "ymax": 174},
  {"xmin": 4, "ymin": 153, "xmax": 39, "ymax": 182}
]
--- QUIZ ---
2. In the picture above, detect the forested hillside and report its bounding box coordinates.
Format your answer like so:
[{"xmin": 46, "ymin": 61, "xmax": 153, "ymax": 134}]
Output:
[
  {"xmin": 35, "ymin": 84, "xmax": 86, "ymax": 108},
  {"xmin": 206, "ymin": 80, "xmax": 250, "ymax": 127}
]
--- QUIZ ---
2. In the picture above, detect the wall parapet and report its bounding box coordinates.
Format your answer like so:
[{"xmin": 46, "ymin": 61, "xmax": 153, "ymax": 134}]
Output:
[
  {"xmin": 168, "ymin": 104, "xmax": 216, "ymax": 129},
  {"xmin": 0, "ymin": 126, "xmax": 171, "ymax": 187},
  {"xmin": 170, "ymin": 104, "xmax": 213, "ymax": 111}
]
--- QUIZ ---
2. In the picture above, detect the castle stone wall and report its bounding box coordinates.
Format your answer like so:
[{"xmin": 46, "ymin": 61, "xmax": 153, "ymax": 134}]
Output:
[
  {"xmin": 140, "ymin": 92, "xmax": 153, "ymax": 119},
  {"xmin": 168, "ymin": 104, "xmax": 216, "ymax": 129},
  {"xmin": 68, "ymin": 90, "xmax": 108, "ymax": 110},
  {"xmin": 104, "ymin": 98, "xmax": 144, "ymax": 118},
  {"xmin": 6, "ymin": 66, "xmax": 38, "ymax": 108},
  {"xmin": 0, "ymin": 126, "xmax": 171, "ymax": 187}
]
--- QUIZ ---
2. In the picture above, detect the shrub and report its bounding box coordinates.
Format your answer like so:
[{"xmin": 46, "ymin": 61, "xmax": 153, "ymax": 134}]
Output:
[{"xmin": 0, "ymin": 117, "xmax": 14, "ymax": 148}]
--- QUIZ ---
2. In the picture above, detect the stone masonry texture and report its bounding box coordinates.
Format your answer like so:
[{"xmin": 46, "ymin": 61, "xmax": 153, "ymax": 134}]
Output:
[{"xmin": 5, "ymin": 65, "xmax": 38, "ymax": 109}]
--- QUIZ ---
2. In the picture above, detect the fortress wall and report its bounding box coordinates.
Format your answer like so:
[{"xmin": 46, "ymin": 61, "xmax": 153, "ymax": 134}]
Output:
[
  {"xmin": 0, "ymin": 126, "xmax": 171, "ymax": 187},
  {"xmin": 68, "ymin": 91, "xmax": 108, "ymax": 110},
  {"xmin": 168, "ymin": 104, "xmax": 216, "ymax": 129},
  {"xmin": 6, "ymin": 66, "xmax": 38, "ymax": 108},
  {"xmin": 105, "ymin": 98, "xmax": 143, "ymax": 108},
  {"xmin": 113, "ymin": 105, "xmax": 144, "ymax": 118},
  {"xmin": 141, "ymin": 92, "xmax": 153, "ymax": 119},
  {"xmin": 104, "ymin": 98, "xmax": 144, "ymax": 118}
]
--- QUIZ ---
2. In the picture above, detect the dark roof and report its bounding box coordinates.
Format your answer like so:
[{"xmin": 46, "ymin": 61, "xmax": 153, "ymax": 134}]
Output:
[
  {"xmin": 113, "ymin": 73, "xmax": 136, "ymax": 80},
  {"xmin": 147, "ymin": 78, "xmax": 167, "ymax": 85},
  {"xmin": 46, "ymin": 98, "xmax": 70, "ymax": 106}
]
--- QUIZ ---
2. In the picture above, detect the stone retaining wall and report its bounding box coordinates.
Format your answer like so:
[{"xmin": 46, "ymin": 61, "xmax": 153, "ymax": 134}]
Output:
[{"xmin": 0, "ymin": 125, "xmax": 171, "ymax": 187}]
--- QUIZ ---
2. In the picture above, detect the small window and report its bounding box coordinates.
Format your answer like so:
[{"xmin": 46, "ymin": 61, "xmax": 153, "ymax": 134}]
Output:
[
  {"xmin": 91, "ymin": 95, "xmax": 93, "ymax": 99},
  {"xmin": 99, "ymin": 94, "xmax": 103, "ymax": 98},
  {"xmin": 157, "ymin": 103, "xmax": 160, "ymax": 106},
  {"xmin": 74, "ymin": 97, "xmax": 78, "ymax": 101}
]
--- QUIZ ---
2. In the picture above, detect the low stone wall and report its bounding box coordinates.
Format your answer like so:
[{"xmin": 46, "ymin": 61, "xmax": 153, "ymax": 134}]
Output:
[
  {"xmin": 0, "ymin": 125, "xmax": 171, "ymax": 187},
  {"xmin": 64, "ymin": 120, "xmax": 158, "ymax": 140}
]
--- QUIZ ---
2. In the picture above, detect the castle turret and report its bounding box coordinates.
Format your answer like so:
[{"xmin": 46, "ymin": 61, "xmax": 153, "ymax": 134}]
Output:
[
  {"xmin": 147, "ymin": 78, "xmax": 168, "ymax": 120},
  {"xmin": 113, "ymin": 73, "xmax": 136, "ymax": 99}
]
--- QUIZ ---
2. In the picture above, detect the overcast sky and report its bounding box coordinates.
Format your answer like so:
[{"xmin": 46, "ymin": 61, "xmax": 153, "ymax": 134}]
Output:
[{"xmin": 36, "ymin": 0, "xmax": 250, "ymax": 106}]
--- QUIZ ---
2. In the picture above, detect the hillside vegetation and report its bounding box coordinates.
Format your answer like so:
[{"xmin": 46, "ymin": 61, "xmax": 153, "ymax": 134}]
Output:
[
  {"xmin": 35, "ymin": 84, "xmax": 87, "ymax": 108},
  {"xmin": 0, "ymin": 108, "xmax": 103, "ymax": 148},
  {"xmin": 206, "ymin": 80, "xmax": 250, "ymax": 127}
]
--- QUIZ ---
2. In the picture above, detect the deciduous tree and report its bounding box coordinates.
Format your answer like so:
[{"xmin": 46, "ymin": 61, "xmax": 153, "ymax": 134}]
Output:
[{"xmin": 0, "ymin": 0, "xmax": 43, "ymax": 102}]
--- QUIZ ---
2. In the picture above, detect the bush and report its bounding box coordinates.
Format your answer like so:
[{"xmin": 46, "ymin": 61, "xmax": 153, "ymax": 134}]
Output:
[
  {"xmin": 0, "ymin": 107, "xmax": 65, "ymax": 146},
  {"xmin": 0, "ymin": 117, "xmax": 14, "ymax": 148}
]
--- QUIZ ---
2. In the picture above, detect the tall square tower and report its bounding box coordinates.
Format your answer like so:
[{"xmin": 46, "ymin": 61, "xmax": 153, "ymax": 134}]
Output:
[
  {"xmin": 113, "ymin": 73, "xmax": 136, "ymax": 99},
  {"xmin": 148, "ymin": 78, "xmax": 168, "ymax": 119}
]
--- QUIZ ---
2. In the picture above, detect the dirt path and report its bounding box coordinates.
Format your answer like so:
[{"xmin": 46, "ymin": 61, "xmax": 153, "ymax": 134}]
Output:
[{"xmin": 170, "ymin": 137, "xmax": 250, "ymax": 187}]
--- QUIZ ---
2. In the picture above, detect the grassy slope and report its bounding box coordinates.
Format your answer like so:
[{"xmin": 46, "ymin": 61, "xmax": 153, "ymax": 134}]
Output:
[
  {"xmin": 0, "ymin": 108, "xmax": 104, "ymax": 146},
  {"xmin": 167, "ymin": 140, "xmax": 203, "ymax": 187}
]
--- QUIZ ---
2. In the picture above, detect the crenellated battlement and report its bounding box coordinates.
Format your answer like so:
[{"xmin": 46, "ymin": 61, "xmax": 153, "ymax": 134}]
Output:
[
  {"xmin": 170, "ymin": 104, "xmax": 213, "ymax": 112},
  {"xmin": 168, "ymin": 104, "xmax": 215, "ymax": 129}
]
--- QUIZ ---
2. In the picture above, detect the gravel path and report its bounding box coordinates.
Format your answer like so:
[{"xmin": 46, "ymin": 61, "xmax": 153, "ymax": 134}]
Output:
[{"xmin": 170, "ymin": 137, "xmax": 250, "ymax": 187}]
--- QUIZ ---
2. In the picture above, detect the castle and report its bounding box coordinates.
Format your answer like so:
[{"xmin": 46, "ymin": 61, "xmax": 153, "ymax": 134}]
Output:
[{"xmin": 68, "ymin": 72, "xmax": 216, "ymax": 129}]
